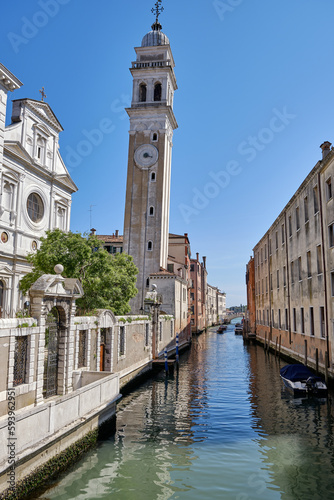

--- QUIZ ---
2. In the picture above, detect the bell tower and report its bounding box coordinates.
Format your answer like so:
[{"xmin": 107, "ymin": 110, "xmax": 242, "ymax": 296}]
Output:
[{"xmin": 123, "ymin": 1, "xmax": 178, "ymax": 312}]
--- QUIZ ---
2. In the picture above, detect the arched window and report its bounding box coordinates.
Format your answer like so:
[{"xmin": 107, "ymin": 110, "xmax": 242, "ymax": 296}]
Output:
[
  {"xmin": 139, "ymin": 83, "xmax": 147, "ymax": 102},
  {"xmin": 146, "ymin": 278, "xmax": 150, "ymax": 288},
  {"xmin": 149, "ymin": 206, "xmax": 154, "ymax": 216},
  {"xmin": 154, "ymin": 83, "xmax": 162, "ymax": 102},
  {"xmin": 0, "ymin": 281, "xmax": 4, "ymax": 318},
  {"xmin": 147, "ymin": 241, "xmax": 153, "ymax": 251},
  {"xmin": 152, "ymin": 133, "xmax": 158, "ymax": 142},
  {"xmin": 151, "ymin": 172, "xmax": 156, "ymax": 182}
]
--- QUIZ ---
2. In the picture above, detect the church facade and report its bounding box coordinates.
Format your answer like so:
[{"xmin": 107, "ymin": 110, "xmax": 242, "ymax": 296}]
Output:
[{"xmin": 0, "ymin": 63, "xmax": 77, "ymax": 318}]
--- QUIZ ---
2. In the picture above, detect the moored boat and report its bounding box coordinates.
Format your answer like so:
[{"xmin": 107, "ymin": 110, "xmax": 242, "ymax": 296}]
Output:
[{"xmin": 280, "ymin": 364, "xmax": 327, "ymax": 397}]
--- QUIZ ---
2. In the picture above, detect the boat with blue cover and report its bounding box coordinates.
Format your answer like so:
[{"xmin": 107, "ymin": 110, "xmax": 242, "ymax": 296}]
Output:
[{"xmin": 280, "ymin": 364, "xmax": 327, "ymax": 397}]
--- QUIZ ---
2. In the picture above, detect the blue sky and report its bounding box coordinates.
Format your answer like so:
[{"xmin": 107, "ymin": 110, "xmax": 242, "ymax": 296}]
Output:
[{"xmin": 2, "ymin": 0, "xmax": 334, "ymax": 307}]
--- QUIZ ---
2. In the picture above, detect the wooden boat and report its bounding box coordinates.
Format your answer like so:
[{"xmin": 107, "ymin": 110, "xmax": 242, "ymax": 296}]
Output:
[
  {"xmin": 280, "ymin": 364, "xmax": 327, "ymax": 397},
  {"xmin": 234, "ymin": 326, "xmax": 243, "ymax": 335},
  {"xmin": 217, "ymin": 325, "xmax": 226, "ymax": 333}
]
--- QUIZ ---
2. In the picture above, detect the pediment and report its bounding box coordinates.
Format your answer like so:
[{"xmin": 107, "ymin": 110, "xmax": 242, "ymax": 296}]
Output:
[
  {"xmin": 0, "ymin": 266, "xmax": 14, "ymax": 276},
  {"xmin": 4, "ymin": 142, "xmax": 33, "ymax": 164},
  {"xmin": 29, "ymin": 101, "xmax": 63, "ymax": 132},
  {"xmin": 12, "ymin": 99, "xmax": 63, "ymax": 133}
]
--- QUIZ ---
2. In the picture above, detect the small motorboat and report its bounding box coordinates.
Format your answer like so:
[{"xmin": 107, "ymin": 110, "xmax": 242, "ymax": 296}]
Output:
[
  {"xmin": 217, "ymin": 325, "xmax": 226, "ymax": 334},
  {"xmin": 234, "ymin": 326, "xmax": 243, "ymax": 335},
  {"xmin": 280, "ymin": 364, "xmax": 327, "ymax": 397}
]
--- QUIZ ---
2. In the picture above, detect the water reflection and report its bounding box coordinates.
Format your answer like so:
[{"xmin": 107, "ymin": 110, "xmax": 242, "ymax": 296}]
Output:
[{"xmin": 39, "ymin": 325, "xmax": 334, "ymax": 500}]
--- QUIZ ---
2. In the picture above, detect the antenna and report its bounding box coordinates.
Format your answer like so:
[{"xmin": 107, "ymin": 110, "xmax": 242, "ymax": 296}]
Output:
[{"xmin": 89, "ymin": 205, "xmax": 96, "ymax": 229}]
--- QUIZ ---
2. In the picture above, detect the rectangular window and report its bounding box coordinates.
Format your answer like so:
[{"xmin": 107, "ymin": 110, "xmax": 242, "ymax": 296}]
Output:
[
  {"xmin": 291, "ymin": 261, "xmax": 294, "ymax": 284},
  {"xmin": 266, "ymin": 277, "xmax": 268, "ymax": 294},
  {"xmin": 119, "ymin": 326, "xmax": 125, "ymax": 356},
  {"xmin": 277, "ymin": 270, "xmax": 279, "ymax": 289},
  {"xmin": 289, "ymin": 215, "xmax": 292, "ymax": 237},
  {"xmin": 271, "ymin": 309, "xmax": 274, "ymax": 327},
  {"xmin": 145, "ymin": 323, "xmax": 149, "ymax": 346},
  {"xmin": 298, "ymin": 256, "xmax": 302, "ymax": 281},
  {"xmin": 78, "ymin": 331, "xmax": 87, "ymax": 368},
  {"xmin": 307, "ymin": 251, "xmax": 312, "ymax": 278},
  {"xmin": 326, "ymin": 177, "xmax": 332, "ymax": 201},
  {"xmin": 278, "ymin": 309, "xmax": 281, "ymax": 329},
  {"xmin": 264, "ymin": 243, "xmax": 267, "ymax": 261},
  {"xmin": 167, "ymin": 263, "xmax": 174, "ymax": 273},
  {"xmin": 310, "ymin": 307, "xmax": 314, "ymax": 336},
  {"xmin": 266, "ymin": 310, "xmax": 269, "ymax": 326},
  {"xmin": 314, "ymin": 186, "xmax": 319, "ymax": 214},
  {"xmin": 293, "ymin": 308, "xmax": 297, "ymax": 332},
  {"xmin": 317, "ymin": 245, "xmax": 323, "ymax": 274},
  {"xmin": 304, "ymin": 196, "xmax": 309, "ymax": 222},
  {"xmin": 320, "ymin": 307, "xmax": 325, "ymax": 338},
  {"xmin": 275, "ymin": 231, "xmax": 278, "ymax": 250},
  {"xmin": 329, "ymin": 223, "xmax": 334, "ymax": 248},
  {"xmin": 270, "ymin": 274, "xmax": 273, "ymax": 291},
  {"xmin": 269, "ymin": 239, "xmax": 272, "ymax": 255},
  {"xmin": 159, "ymin": 322, "xmax": 162, "ymax": 341},
  {"xmin": 331, "ymin": 271, "xmax": 334, "ymax": 296},
  {"xmin": 261, "ymin": 248, "xmax": 263, "ymax": 264},
  {"xmin": 13, "ymin": 336, "xmax": 28, "ymax": 387},
  {"xmin": 301, "ymin": 307, "xmax": 305, "ymax": 334},
  {"xmin": 281, "ymin": 224, "xmax": 285, "ymax": 245},
  {"xmin": 283, "ymin": 266, "xmax": 286, "ymax": 287},
  {"xmin": 296, "ymin": 206, "xmax": 300, "ymax": 231},
  {"xmin": 285, "ymin": 309, "xmax": 289, "ymax": 331}
]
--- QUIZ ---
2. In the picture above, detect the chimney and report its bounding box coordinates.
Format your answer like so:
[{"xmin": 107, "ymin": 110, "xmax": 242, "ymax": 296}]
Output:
[
  {"xmin": 196, "ymin": 252, "xmax": 199, "ymax": 261},
  {"xmin": 320, "ymin": 141, "xmax": 332, "ymax": 160},
  {"xmin": 90, "ymin": 228, "xmax": 96, "ymax": 236},
  {"xmin": 115, "ymin": 229, "xmax": 119, "ymax": 238},
  {"xmin": 203, "ymin": 256, "xmax": 207, "ymax": 269}
]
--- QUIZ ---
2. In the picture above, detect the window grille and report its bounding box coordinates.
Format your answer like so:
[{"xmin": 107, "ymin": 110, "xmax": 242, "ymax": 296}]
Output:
[
  {"xmin": 13, "ymin": 336, "xmax": 28, "ymax": 386},
  {"xmin": 78, "ymin": 331, "xmax": 87, "ymax": 368}
]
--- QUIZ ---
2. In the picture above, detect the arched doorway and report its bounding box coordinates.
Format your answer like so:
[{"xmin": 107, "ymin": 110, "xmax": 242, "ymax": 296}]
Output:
[
  {"xmin": 0, "ymin": 281, "xmax": 4, "ymax": 318},
  {"xmin": 43, "ymin": 307, "xmax": 60, "ymax": 398}
]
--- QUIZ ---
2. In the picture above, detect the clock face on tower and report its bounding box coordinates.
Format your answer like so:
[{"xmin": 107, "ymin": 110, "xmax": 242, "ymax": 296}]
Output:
[{"xmin": 134, "ymin": 144, "xmax": 159, "ymax": 169}]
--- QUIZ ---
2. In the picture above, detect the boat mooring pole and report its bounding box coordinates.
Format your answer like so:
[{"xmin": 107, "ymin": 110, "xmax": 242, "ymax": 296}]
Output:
[
  {"xmin": 164, "ymin": 348, "xmax": 168, "ymax": 375},
  {"xmin": 325, "ymin": 351, "xmax": 329, "ymax": 385},
  {"xmin": 279, "ymin": 335, "xmax": 281, "ymax": 359},
  {"xmin": 176, "ymin": 334, "xmax": 179, "ymax": 364},
  {"xmin": 275, "ymin": 337, "xmax": 278, "ymax": 358},
  {"xmin": 316, "ymin": 348, "xmax": 319, "ymax": 374}
]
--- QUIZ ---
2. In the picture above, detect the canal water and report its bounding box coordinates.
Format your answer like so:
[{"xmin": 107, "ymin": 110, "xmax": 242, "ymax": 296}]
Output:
[{"xmin": 38, "ymin": 321, "xmax": 334, "ymax": 500}]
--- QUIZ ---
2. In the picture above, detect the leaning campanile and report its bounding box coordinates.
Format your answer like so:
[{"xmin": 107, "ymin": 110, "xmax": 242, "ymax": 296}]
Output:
[{"xmin": 123, "ymin": 1, "xmax": 178, "ymax": 313}]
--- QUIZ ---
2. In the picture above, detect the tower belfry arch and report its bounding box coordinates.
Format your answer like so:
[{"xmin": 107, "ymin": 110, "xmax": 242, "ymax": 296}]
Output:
[{"xmin": 123, "ymin": 1, "xmax": 178, "ymax": 313}]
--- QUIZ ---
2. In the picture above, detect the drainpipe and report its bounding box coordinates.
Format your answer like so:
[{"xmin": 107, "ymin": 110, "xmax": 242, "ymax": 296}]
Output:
[
  {"xmin": 318, "ymin": 171, "xmax": 331, "ymax": 367},
  {"xmin": 284, "ymin": 212, "xmax": 292, "ymax": 344}
]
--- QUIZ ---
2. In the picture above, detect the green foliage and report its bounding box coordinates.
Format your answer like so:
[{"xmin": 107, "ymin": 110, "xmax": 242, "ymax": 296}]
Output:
[{"xmin": 19, "ymin": 229, "xmax": 138, "ymax": 315}]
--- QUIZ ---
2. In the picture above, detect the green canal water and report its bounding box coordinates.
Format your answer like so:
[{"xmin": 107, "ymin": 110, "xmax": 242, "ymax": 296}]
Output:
[{"xmin": 38, "ymin": 322, "xmax": 334, "ymax": 500}]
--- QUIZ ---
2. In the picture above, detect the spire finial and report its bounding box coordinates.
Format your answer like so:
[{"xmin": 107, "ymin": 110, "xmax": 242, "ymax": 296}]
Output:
[
  {"xmin": 151, "ymin": 1, "xmax": 164, "ymax": 30},
  {"xmin": 39, "ymin": 87, "xmax": 47, "ymax": 102}
]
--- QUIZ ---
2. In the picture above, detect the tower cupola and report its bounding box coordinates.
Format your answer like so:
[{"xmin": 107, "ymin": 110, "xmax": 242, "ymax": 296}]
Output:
[{"xmin": 142, "ymin": 1, "xmax": 169, "ymax": 47}]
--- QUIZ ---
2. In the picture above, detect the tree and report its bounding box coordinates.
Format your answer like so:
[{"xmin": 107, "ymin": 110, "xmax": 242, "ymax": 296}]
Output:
[{"xmin": 20, "ymin": 229, "xmax": 138, "ymax": 315}]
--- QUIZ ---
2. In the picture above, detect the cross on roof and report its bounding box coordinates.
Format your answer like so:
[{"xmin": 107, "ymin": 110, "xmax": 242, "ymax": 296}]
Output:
[
  {"xmin": 152, "ymin": 0, "xmax": 164, "ymax": 23},
  {"xmin": 39, "ymin": 87, "xmax": 47, "ymax": 101}
]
